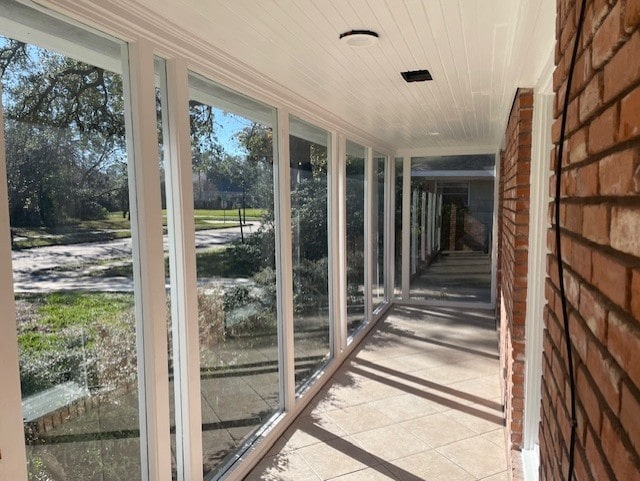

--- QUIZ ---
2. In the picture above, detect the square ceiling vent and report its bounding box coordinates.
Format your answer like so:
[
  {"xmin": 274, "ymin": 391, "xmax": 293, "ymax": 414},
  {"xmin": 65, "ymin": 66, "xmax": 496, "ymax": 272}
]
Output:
[{"xmin": 401, "ymin": 69, "xmax": 433, "ymax": 82}]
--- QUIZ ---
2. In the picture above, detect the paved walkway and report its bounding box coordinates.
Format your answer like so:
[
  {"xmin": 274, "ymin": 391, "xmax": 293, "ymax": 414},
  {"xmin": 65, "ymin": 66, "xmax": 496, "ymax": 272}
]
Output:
[{"xmin": 247, "ymin": 305, "xmax": 507, "ymax": 480}]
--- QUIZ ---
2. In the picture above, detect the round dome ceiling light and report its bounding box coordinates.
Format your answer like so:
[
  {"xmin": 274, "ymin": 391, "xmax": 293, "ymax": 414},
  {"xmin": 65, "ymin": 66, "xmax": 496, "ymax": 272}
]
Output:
[{"xmin": 339, "ymin": 30, "xmax": 379, "ymax": 47}]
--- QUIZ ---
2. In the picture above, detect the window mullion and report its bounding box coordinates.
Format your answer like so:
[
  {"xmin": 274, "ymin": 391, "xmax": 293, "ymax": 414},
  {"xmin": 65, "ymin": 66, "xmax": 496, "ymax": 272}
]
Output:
[
  {"xmin": 0, "ymin": 83, "xmax": 29, "ymax": 481},
  {"xmin": 364, "ymin": 147, "xmax": 374, "ymax": 322},
  {"xmin": 401, "ymin": 156, "xmax": 411, "ymax": 300},
  {"xmin": 328, "ymin": 131, "xmax": 342, "ymax": 357},
  {"xmin": 274, "ymin": 109, "xmax": 295, "ymax": 410},
  {"xmin": 163, "ymin": 58, "xmax": 204, "ymax": 481},
  {"xmin": 384, "ymin": 155, "xmax": 394, "ymax": 302},
  {"xmin": 336, "ymin": 135, "xmax": 348, "ymax": 351},
  {"xmin": 123, "ymin": 39, "xmax": 173, "ymax": 481}
]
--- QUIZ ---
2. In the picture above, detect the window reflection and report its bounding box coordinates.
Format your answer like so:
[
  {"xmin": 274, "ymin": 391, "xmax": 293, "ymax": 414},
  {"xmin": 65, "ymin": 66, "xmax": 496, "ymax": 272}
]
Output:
[
  {"xmin": 289, "ymin": 116, "xmax": 331, "ymax": 391},
  {"xmin": 188, "ymin": 73, "xmax": 279, "ymax": 477},
  {"xmin": 1, "ymin": 26, "xmax": 142, "ymax": 481},
  {"xmin": 373, "ymin": 152, "xmax": 386, "ymax": 309},
  {"xmin": 345, "ymin": 141, "xmax": 366, "ymax": 335}
]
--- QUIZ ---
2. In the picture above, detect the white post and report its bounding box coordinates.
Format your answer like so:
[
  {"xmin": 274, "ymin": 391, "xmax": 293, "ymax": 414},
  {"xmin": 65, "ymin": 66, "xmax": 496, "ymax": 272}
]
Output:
[
  {"xmin": 336, "ymin": 135, "xmax": 347, "ymax": 351},
  {"xmin": 427, "ymin": 191, "xmax": 434, "ymax": 256},
  {"xmin": 328, "ymin": 131, "xmax": 343, "ymax": 356},
  {"xmin": 123, "ymin": 40, "xmax": 172, "ymax": 481},
  {"xmin": 163, "ymin": 59, "xmax": 203, "ymax": 481},
  {"xmin": 385, "ymin": 156, "xmax": 394, "ymax": 302},
  {"xmin": 420, "ymin": 190, "xmax": 427, "ymax": 261},
  {"xmin": 274, "ymin": 109, "xmax": 295, "ymax": 408},
  {"xmin": 0, "ymin": 84, "xmax": 29, "ymax": 481},
  {"xmin": 364, "ymin": 147, "xmax": 374, "ymax": 322},
  {"xmin": 401, "ymin": 156, "xmax": 411, "ymax": 300},
  {"xmin": 411, "ymin": 188, "xmax": 418, "ymax": 274}
]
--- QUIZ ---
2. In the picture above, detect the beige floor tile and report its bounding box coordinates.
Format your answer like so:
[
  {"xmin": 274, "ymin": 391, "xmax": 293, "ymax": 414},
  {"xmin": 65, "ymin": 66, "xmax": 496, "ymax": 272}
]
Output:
[
  {"xmin": 249, "ymin": 306, "xmax": 506, "ymax": 481},
  {"xmin": 350, "ymin": 424, "xmax": 430, "ymax": 461},
  {"xmin": 481, "ymin": 428, "xmax": 508, "ymax": 450},
  {"xmin": 480, "ymin": 470, "xmax": 510, "ymax": 480},
  {"xmin": 437, "ymin": 436, "xmax": 508, "ymax": 478},
  {"xmin": 399, "ymin": 412, "xmax": 477, "ymax": 447},
  {"xmin": 326, "ymin": 404, "xmax": 395, "ymax": 434},
  {"xmin": 351, "ymin": 356, "xmax": 417, "ymax": 381},
  {"xmin": 442, "ymin": 406, "xmax": 505, "ymax": 435},
  {"xmin": 448, "ymin": 374, "xmax": 502, "ymax": 402},
  {"xmin": 245, "ymin": 451, "xmax": 321, "ymax": 481},
  {"xmin": 326, "ymin": 465, "xmax": 398, "ymax": 480},
  {"xmin": 369, "ymin": 393, "xmax": 439, "ymax": 422},
  {"xmin": 297, "ymin": 436, "xmax": 380, "ymax": 479},
  {"xmin": 388, "ymin": 352, "xmax": 437, "ymax": 372},
  {"xmin": 280, "ymin": 414, "xmax": 347, "ymax": 451},
  {"xmin": 354, "ymin": 379, "xmax": 408, "ymax": 401},
  {"xmin": 310, "ymin": 383, "xmax": 369, "ymax": 413},
  {"xmin": 332, "ymin": 365, "xmax": 370, "ymax": 387},
  {"xmin": 385, "ymin": 450, "xmax": 475, "ymax": 481}
]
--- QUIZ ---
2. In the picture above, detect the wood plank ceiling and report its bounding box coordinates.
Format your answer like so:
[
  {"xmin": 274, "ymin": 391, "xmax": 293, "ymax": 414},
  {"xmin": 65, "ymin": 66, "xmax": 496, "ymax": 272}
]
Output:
[{"xmin": 132, "ymin": 0, "xmax": 555, "ymax": 152}]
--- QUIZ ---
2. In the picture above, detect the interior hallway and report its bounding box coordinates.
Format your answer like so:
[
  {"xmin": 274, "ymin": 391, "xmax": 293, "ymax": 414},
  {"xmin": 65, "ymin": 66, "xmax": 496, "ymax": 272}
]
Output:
[{"xmin": 246, "ymin": 305, "xmax": 507, "ymax": 480}]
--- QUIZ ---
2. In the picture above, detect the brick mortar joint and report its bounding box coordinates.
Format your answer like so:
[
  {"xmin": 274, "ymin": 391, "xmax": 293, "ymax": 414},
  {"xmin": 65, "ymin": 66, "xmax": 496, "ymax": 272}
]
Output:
[
  {"xmin": 552, "ymin": 196, "xmax": 640, "ymax": 208},
  {"xmin": 553, "ymin": 72, "xmax": 640, "ymax": 141},
  {"xmin": 549, "ymin": 230, "xmax": 640, "ymax": 267}
]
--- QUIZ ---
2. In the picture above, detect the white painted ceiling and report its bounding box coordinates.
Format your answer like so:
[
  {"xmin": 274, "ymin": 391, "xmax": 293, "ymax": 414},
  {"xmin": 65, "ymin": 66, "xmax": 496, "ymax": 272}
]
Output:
[{"xmin": 98, "ymin": 0, "xmax": 556, "ymax": 152}]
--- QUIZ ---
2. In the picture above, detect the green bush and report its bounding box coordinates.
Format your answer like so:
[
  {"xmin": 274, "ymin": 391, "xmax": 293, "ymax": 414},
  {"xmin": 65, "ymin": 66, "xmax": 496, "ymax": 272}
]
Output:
[
  {"xmin": 19, "ymin": 328, "xmax": 88, "ymax": 396},
  {"xmin": 292, "ymin": 257, "xmax": 329, "ymax": 314}
]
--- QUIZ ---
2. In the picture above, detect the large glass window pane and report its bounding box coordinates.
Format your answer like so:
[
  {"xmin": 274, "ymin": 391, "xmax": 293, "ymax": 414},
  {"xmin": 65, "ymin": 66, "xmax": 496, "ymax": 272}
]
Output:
[
  {"xmin": 394, "ymin": 157, "xmax": 403, "ymax": 297},
  {"xmin": 187, "ymin": 73, "xmax": 279, "ymax": 477},
  {"xmin": 345, "ymin": 140, "xmax": 365, "ymax": 336},
  {"xmin": 1, "ymin": 9, "xmax": 142, "ymax": 480},
  {"xmin": 289, "ymin": 116, "xmax": 330, "ymax": 391},
  {"xmin": 373, "ymin": 152, "xmax": 385, "ymax": 309}
]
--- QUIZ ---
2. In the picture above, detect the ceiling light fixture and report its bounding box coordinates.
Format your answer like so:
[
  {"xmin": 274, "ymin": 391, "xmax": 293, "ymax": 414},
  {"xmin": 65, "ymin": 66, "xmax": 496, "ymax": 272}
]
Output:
[
  {"xmin": 339, "ymin": 29, "xmax": 379, "ymax": 47},
  {"xmin": 401, "ymin": 69, "xmax": 433, "ymax": 82}
]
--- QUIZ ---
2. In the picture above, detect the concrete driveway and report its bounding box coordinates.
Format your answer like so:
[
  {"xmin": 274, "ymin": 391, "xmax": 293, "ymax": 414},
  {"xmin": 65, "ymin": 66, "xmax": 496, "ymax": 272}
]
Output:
[{"xmin": 11, "ymin": 224, "xmax": 256, "ymax": 292}]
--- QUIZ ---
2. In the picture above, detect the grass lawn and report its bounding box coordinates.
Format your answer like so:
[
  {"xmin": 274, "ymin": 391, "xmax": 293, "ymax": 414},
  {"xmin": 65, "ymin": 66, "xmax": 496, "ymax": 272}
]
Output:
[{"xmin": 17, "ymin": 292, "xmax": 134, "ymax": 353}]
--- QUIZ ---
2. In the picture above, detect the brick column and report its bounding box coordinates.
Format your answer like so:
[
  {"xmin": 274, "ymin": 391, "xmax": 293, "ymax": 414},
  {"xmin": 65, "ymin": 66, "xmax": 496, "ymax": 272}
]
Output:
[{"xmin": 499, "ymin": 89, "xmax": 533, "ymax": 477}]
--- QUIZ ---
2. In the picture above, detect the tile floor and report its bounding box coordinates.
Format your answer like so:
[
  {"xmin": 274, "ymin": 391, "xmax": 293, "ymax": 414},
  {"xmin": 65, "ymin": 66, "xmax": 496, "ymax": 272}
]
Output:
[{"xmin": 246, "ymin": 305, "xmax": 508, "ymax": 480}]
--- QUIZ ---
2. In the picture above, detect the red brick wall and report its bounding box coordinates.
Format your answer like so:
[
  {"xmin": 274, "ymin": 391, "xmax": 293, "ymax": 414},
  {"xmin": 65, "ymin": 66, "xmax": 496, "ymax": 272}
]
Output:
[
  {"xmin": 540, "ymin": 0, "xmax": 640, "ymax": 480},
  {"xmin": 498, "ymin": 89, "xmax": 533, "ymax": 474}
]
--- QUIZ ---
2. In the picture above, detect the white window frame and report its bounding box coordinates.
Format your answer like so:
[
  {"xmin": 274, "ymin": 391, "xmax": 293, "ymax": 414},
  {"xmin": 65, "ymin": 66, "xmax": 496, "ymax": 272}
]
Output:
[
  {"xmin": 124, "ymin": 40, "xmax": 173, "ymax": 481},
  {"xmin": 0, "ymin": 83, "xmax": 30, "ymax": 481}
]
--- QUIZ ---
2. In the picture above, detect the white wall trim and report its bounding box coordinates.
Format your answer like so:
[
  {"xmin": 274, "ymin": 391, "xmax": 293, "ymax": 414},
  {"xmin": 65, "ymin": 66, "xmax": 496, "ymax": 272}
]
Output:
[{"xmin": 522, "ymin": 47, "xmax": 554, "ymax": 481}]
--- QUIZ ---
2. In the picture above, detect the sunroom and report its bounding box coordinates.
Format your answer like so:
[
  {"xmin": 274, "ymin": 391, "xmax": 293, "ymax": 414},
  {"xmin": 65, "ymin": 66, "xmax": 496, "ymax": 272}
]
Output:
[{"xmin": 1, "ymin": 1, "xmax": 639, "ymax": 481}]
